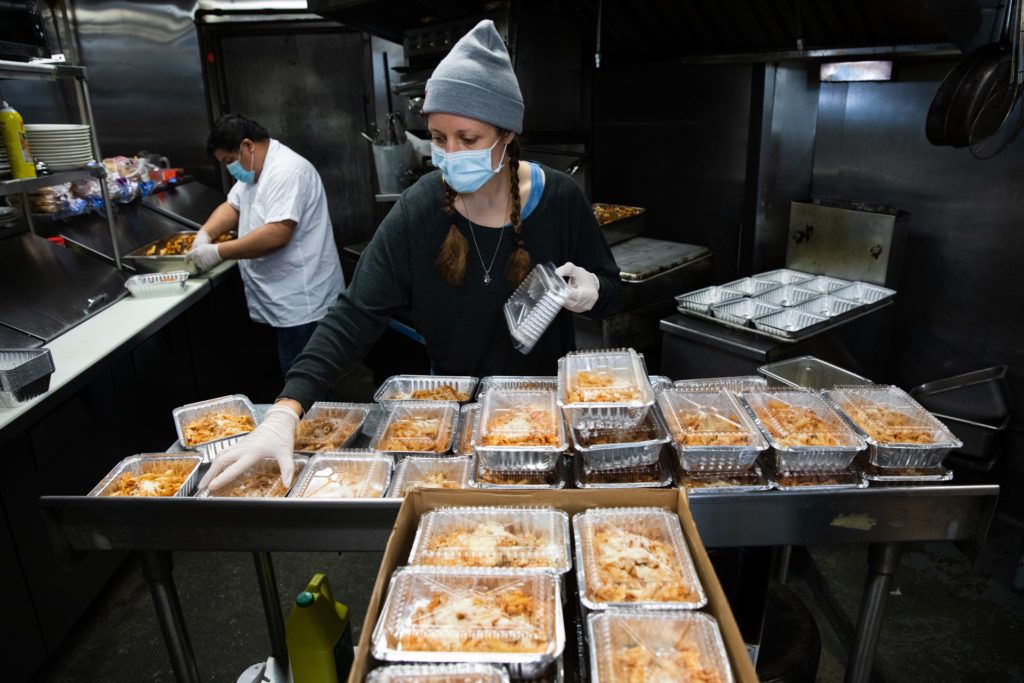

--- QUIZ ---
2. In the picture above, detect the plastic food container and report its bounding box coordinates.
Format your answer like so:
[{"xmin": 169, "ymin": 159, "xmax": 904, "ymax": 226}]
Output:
[
  {"xmin": 574, "ymin": 452, "xmax": 673, "ymax": 489},
  {"xmin": 197, "ymin": 456, "xmax": 307, "ymax": 498},
  {"xmin": 408, "ymin": 507, "xmax": 571, "ymax": 574},
  {"xmin": 569, "ymin": 409, "xmax": 669, "ymax": 471},
  {"xmin": 469, "ymin": 456, "xmax": 568, "ymax": 490},
  {"xmin": 657, "ymin": 389, "xmax": 767, "ymax": 472},
  {"xmin": 742, "ymin": 390, "xmax": 865, "ymax": 472},
  {"xmin": 0, "ymin": 348, "xmax": 54, "ymax": 407},
  {"xmin": 710, "ymin": 298, "xmax": 783, "ymax": 327},
  {"xmin": 794, "ymin": 294, "xmax": 860, "ymax": 319},
  {"xmin": 824, "ymin": 385, "xmax": 962, "ymax": 468},
  {"xmin": 474, "ymin": 390, "xmax": 567, "ymax": 472},
  {"xmin": 476, "ymin": 375, "xmax": 557, "ymax": 399},
  {"xmin": 753, "ymin": 268, "xmax": 814, "ymax": 286},
  {"xmin": 172, "ymin": 394, "xmax": 258, "ymax": 457},
  {"xmin": 573, "ymin": 507, "xmax": 706, "ymax": 612},
  {"xmin": 766, "ymin": 459, "xmax": 867, "ymax": 491},
  {"xmin": 374, "ymin": 375, "xmax": 478, "ymax": 408},
  {"xmin": 752, "ymin": 284, "xmax": 819, "ymax": 307},
  {"xmin": 752, "ymin": 308, "xmax": 828, "ymax": 337},
  {"xmin": 288, "ymin": 452, "xmax": 392, "ymax": 498},
  {"xmin": 369, "ymin": 402, "xmax": 459, "ymax": 455},
  {"xmin": 366, "ymin": 663, "xmax": 510, "ymax": 683},
  {"xmin": 677, "ymin": 463, "xmax": 771, "ymax": 494},
  {"xmin": 557, "ymin": 349, "xmax": 655, "ymax": 429},
  {"xmin": 674, "ymin": 285, "xmax": 744, "ymax": 314},
  {"xmin": 294, "ymin": 402, "xmax": 371, "ymax": 453},
  {"xmin": 387, "ymin": 456, "xmax": 472, "ymax": 497},
  {"xmin": 504, "ymin": 262, "xmax": 571, "ymax": 354},
  {"xmin": 452, "ymin": 404, "xmax": 479, "ymax": 456},
  {"xmin": 832, "ymin": 282, "xmax": 896, "ymax": 305},
  {"xmin": 800, "ymin": 275, "xmax": 850, "ymax": 295},
  {"xmin": 758, "ymin": 355, "xmax": 871, "ymax": 389},
  {"xmin": 721, "ymin": 277, "xmax": 781, "ymax": 297},
  {"xmin": 647, "ymin": 375, "xmax": 673, "ymax": 393},
  {"xmin": 673, "ymin": 375, "xmax": 767, "ymax": 394},
  {"xmin": 587, "ymin": 610, "xmax": 733, "ymax": 683},
  {"xmin": 370, "ymin": 567, "xmax": 565, "ymax": 679},
  {"xmin": 89, "ymin": 454, "xmax": 202, "ymax": 497},
  {"xmin": 124, "ymin": 271, "xmax": 189, "ymax": 298}
]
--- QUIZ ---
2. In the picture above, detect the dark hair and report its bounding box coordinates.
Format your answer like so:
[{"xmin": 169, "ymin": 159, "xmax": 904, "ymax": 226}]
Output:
[
  {"xmin": 206, "ymin": 114, "xmax": 269, "ymax": 157},
  {"xmin": 436, "ymin": 134, "xmax": 531, "ymax": 288}
]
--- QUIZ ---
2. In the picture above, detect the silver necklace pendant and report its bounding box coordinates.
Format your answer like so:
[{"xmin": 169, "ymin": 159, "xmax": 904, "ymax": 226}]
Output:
[{"xmin": 483, "ymin": 272, "xmax": 492, "ymax": 285}]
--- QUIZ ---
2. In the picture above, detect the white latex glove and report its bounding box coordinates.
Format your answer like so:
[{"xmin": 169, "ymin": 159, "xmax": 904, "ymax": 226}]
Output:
[
  {"xmin": 198, "ymin": 404, "xmax": 299, "ymax": 492},
  {"xmin": 187, "ymin": 242, "xmax": 223, "ymax": 272},
  {"xmin": 555, "ymin": 262, "xmax": 600, "ymax": 313},
  {"xmin": 192, "ymin": 231, "xmax": 213, "ymax": 248}
]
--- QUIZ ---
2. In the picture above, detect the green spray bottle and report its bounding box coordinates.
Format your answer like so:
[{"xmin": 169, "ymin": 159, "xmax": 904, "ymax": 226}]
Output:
[{"xmin": 285, "ymin": 573, "xmax": 354, "ymax": 683}]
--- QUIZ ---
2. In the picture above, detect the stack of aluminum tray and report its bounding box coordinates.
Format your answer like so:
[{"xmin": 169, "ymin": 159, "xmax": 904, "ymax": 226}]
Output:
[
  {"xmin": 370, "ymin": 567, "xmax": 565, "ymax": 680},
  {"xmin": 824, "ymin": 385, "xmax": 961, "ymax": 484},
  {"xmin": 0, "ymin": 348, "xmax": 54, "ymax": 407},
  {"xmin": 657, "ymin": 389, "xmax": 767, "ymax": 473},
  {"xmin": 557, "ymin": 348, "xmax": 655, "ymax": 429},
  {"xmin": 674, "ymin": 268, "xmax": 896, "ymax": 342},
  {"xmin": 374, "ymin": 375, "xmax": 478, "ymax": 409},
  {"xmin": 288, "ymin": 451, "xmax": 393, "ymax": 498},
  {"xmin": 573, "ymin": 450, "xmax": 673, "ymax": 489},
  {"xmin": 587, "ymin": 611, "xmax": 733, "ymax": 683},
  {"xmin": 172, "ymin": 394, "xmax": 259, "ymax": 461},
  {"xmin": 472, "ymin": 389, "xmax": 567, "ymax": 472},
  {"xmin": 369, "ymin": 402, "xmax": 459, "ymax": 457},
  {"xmin": 469, "ymin": 455, "xmax": 569, "ymax": 490},
  {"xmin": 741, "ymin": 389, "xmax": 866, "ymax": 487},
  {"xmin": 504, "ymin": 262, "xmax": 571, "ymax": 354},
  {"xmin": 407, "ymin": 507, "xmax": 572, "ymax": 574},
  {"xmin": 366, "ymin": 664, "xmax": 510, "ymax": 683}
]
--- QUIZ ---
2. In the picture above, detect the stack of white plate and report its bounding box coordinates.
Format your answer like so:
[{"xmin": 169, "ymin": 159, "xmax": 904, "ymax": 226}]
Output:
[{"xmin": 24, "ymin": 124, "xmax": 95, "ymax": 171}]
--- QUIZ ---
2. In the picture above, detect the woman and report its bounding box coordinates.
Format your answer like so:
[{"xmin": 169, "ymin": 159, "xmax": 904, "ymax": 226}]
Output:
[{"xmin": 200, "ymin": 19, "xmax": 620, "ymax": 491}]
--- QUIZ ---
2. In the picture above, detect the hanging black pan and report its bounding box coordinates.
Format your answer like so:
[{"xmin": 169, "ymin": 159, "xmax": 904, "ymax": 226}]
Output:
[
  {"xmin": 926, "ymin": 50, "xmax": 985, "ymax": 145},
  {"xmin": 944, "ymin": 0, "xmax": 1017, "ymax": 147}
]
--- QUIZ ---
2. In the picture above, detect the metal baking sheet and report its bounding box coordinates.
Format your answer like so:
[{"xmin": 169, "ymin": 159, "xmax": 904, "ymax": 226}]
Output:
[{"xmin": 612, "ymin": 238, "xmax": 711, "ymax": 282}]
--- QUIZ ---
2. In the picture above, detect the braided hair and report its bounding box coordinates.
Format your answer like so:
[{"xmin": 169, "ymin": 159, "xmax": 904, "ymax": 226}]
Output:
[{"xmin": 435, "ymin": 133, "xmax": 531, "ymax": 287}]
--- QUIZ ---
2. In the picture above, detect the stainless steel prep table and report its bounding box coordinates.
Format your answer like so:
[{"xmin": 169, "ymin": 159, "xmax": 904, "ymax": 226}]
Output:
[{"xmin": 41, "ymin": 471, "xmax": 996, "ymax": 683}]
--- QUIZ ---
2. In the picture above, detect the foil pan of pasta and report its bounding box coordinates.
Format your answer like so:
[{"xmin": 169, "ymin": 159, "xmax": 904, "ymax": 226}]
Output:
[
  {"xmin": 374, "ymin": 375, "xmax": 478, "ymax": 408},
  {"xmin": 172, "ymin": 394, "xmax": 258, "ymax": 457},
  {"xmin": 473, "ymin": 390, "xmax": 567, "ymax": 472},
  {"xmin": 89, "ymin": 454, "xmax": 202, "ymax": 498}
]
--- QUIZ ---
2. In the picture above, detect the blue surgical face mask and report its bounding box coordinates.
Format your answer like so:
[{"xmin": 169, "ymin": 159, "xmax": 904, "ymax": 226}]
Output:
[
  {"xmin": 226, "ymin": 144, "xmax": 256, "ymax": 184},
  {"xmin": 431, "ymin": 137, "xmax": 507, "ymax": 194}
]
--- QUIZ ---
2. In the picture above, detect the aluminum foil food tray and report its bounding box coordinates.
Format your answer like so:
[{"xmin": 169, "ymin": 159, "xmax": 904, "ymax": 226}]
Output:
[{"xmin": 89, "ymin": 454, "xmax": 202, "ymax": 497}]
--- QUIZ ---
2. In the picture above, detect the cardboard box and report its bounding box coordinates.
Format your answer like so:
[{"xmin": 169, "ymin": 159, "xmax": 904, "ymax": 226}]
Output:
[{"xmin": 348, "ymin": 488, "xmax": 758, "ymax": 682}]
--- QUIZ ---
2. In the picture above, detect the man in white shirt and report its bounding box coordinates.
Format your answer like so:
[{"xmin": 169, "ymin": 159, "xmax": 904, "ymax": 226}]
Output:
[{"xmin": 188, "ymin": 114, "xmax": 344, "ymax": 373}]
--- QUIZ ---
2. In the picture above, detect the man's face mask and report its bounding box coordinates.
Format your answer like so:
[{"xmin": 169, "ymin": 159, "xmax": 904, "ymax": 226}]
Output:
[{"xmin": 227, "ymin": 142, "xmax": 256, "ymax": 184}]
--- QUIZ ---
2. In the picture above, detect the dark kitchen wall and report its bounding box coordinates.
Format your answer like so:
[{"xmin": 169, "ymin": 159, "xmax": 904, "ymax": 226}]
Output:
[
  {"xmin": 590, "ymin": 63, "xmax": 754, "ymax": 283},
  {"xmin": 810, "ymin": 57, "xmax": 1024, "ymax": 498}
]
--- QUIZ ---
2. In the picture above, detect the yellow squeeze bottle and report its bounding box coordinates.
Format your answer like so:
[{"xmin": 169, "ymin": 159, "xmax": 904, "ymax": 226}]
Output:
[
  {"xmin": 0, "ymin": 92, "xmax": 36, "ymax": 179},
  {"xmin": 285, "ymin": 573, "xmax": 354, "ymax": 683}
]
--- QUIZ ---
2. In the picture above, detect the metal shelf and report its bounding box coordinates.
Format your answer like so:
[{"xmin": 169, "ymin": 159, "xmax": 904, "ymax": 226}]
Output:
[
  {"xmin": 0, "ymin": 167, "xmax": 105, "ymax": 199},
  {"xmin": 0, "ymin": 59, "xmax": 88, "ymax": 81}
]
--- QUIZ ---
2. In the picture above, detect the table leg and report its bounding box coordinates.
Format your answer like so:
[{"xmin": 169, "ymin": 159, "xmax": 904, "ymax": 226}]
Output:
[
  {"xmin": 844, "ymin": 542, "xmax": 902, "ymax": 683},
  {"xmin": 253, "ymin": 551, "xmax": 289, "ymax": 665},
  {"xmin": 141, "ymin": 551, "xmax": 201, "ymax": 683},
  {"xmin": 772, "ymin": 545, "xmax": 793, "ymax": 584}
]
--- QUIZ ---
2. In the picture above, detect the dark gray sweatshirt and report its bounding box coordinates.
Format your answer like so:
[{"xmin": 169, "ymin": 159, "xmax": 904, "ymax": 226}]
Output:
[{"xmin": 280, "ymin": 166, "xmax": 621, "ymax": 410}]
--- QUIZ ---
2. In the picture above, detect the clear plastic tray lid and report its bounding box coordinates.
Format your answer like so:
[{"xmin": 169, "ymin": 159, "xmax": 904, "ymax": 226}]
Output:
[
  {"xmin": 558, "ymin": 348, "xmax": 653, "ymax": 408},
  {"xmin": 504, "ymin": 262, "xmax": 570, "ymax": 354},
  {"xmin": 587, "ymin": 610, "xmax": 734, "ymax": 683},
  {"xmin": 372, "ymin": 567, "xmax": 564, "ymax": 664},
  {"xmin": 672, "ymin": 375, "xmax": 767, "ymax": 394},
  {"xmin": 823, "ymin": 385, "xmax": 961, "ymax": 449},
  {"xmin": 476, "ymin": 375, "xmax": 557, "ymax": 398},
  {"xmin": 388, "ymin": 456, "xmax": 472, "ymax": 497},
  {"xmin": 740, "ymin": 389, "xmax": 866, "ymax": 451},
  {"xmin": 656, "ymin": 389, "xmax": 765, "ymax": 449},
  {"xmin": 573, "ymin": 507, "xmax": 707, "ymax": 610},
  {"xmin": 475, "ymin": 389, "xmax": 566, "ymax": 452},
  {"xmin": 288, "ymin": 452, "xmax": 392, "ymax": 498},
  {"xmin": 366, "ymin": 663, "xmax": 511, "ymax": 683},
  {"xmin": 370, "ymin": 402, "xmax": 459, "ymax": 454},
  {"xmin": 409, "ymin": 506, "xmax": 571, "ymax": 573},
  {"xmin": 374, "ymin": 375, "xmax": 478, "ymax": 405},
  {"xmin": 453, "ymin": 404, "xmax": 479, "ymax": 456}
]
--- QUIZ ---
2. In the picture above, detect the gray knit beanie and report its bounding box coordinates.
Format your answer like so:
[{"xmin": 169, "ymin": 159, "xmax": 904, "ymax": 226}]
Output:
[{"xmin": 422, "ymin": 19, "xmax": 524, "ymax": 134}]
